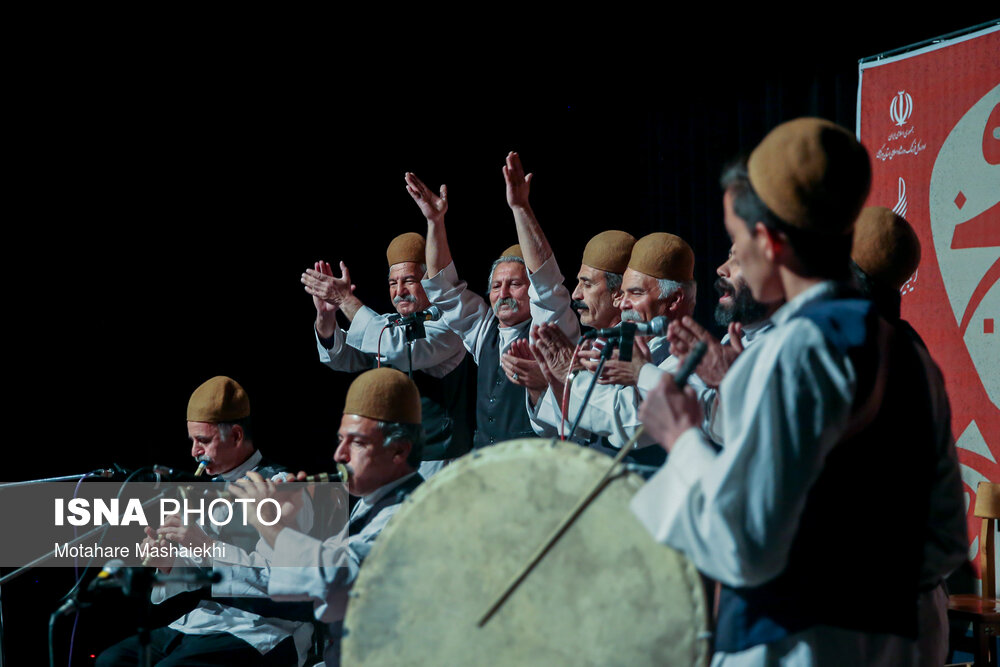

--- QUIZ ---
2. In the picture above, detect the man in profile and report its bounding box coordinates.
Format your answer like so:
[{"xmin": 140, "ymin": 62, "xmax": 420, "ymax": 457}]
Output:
[{"xmin": 97, "ymin": 376, "xmax": 310, "ymax": 666}]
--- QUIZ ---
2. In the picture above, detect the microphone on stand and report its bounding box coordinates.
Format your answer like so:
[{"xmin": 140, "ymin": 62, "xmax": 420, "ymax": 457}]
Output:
[
  {"xmin": 582, "ymin": 316, "xmax": 668, "ymax": 339},
  {"xmin": 386, "ymin": 306, "xmax": 442, "ymax": 326}
]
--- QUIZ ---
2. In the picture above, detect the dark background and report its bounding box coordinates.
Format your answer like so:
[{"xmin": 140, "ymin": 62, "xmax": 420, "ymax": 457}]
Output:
[{"xmin": 3, "ymin": 14, "xmax": 997, "ymax": 665}]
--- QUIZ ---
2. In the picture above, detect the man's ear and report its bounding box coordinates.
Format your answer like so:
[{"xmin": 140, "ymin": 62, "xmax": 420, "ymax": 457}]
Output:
[
  {"xmin": 230, "ymin": 424, "xmax": 244, "ymax": 445},
  {"xmin": 611, "ymin": 289, "xmax": 624, "ymax": 308},
  {"xmin": 393, "ymin": 441, "xmax": 413, "ymax": 465},
  {"xmin": 755, "ymin": 221, "xmax": 784, "ymax": 262},
  {"xmin": 665, "ymin": 288, "xmax": 685, "ymax": 314}
]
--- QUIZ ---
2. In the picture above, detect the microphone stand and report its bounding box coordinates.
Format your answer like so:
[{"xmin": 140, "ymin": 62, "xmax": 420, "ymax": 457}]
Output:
[
  {"xmin": 567, "ymin": 336, "xmax": 620, "ymax": 441},
  {"xmin": 402, "ymin": 319, "xmax": 427, "ymax": 379},
  {"xmin": 0, "ymin": 468, "xmax": 120, "ymax": 490}
]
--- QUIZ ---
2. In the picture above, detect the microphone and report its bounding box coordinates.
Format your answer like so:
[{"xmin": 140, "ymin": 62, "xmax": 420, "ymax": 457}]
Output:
[
  {"xmin": 88, "ymin": 559, "xmax": 127, "ymax": 591},
  {"xmin": 386, "ymin": 306, "xmax": 442, "ymax": 326},
  {"xmin": 583, "ymin": 316, "xmax": 668, "ymax": 339},
  {"xmin": 672, "ymin": 341, "xmax": 708, "ymax": 388}
]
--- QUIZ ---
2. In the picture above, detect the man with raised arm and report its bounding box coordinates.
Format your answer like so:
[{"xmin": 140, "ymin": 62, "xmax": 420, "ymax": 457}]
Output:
[
  {"xmin": 632, "ymin": 118, "xmax": 965, "ymax": 665},
  {"xmin": 527, "ymin": 232, "xmax": 698, "ymax": 463},
  {"xmin": 300, "ymin": 232, "xmax": 474, "ymax": 469},
  {"xmin": 406, "ymin": 152, "xmax": 578, "ymax": 448}
]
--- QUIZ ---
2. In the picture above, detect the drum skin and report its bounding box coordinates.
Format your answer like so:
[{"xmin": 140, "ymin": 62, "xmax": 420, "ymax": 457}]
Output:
[{"xmin": 342, "ymin": 438, "xmax": 710, "ymax": 666}]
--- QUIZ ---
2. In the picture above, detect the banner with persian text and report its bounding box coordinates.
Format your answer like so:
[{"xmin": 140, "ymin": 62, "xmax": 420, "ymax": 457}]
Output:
[{"xmin": 858, "ymin": 24, "xmax": 999, "ymax": 572}]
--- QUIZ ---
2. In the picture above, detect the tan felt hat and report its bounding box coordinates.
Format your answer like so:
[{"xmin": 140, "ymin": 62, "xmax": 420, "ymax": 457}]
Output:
[
  {"xmin": 387, "ymin": 233, "xmax": 426, "ymax": 267},
  {"xmin": 498, "ymin": 244, "xmax": 523, "ymax": 260},
  {"xmin": 582, "ymin": 230, "xmax": 636, "ymax": 274},
  {"xmin": 187, "ymin": 376, "xmax": 250, "ymax": 423},
  {"xmin": 343, "ymin": 367, "xmax": 421, "ymax": 425},
  {"xmin": 852, "ymin": 206, "xmax": 921, "ymax": 291},
  {"xmin": 748, "ymin": 117, "xmax": 871, "ymax": 235},
  {"xmin": 627, "ymin": 233, "xmax": 694, "ymax": 281}
]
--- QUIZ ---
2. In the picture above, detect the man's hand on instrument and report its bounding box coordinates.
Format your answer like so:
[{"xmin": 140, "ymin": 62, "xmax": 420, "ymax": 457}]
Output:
[
  {"xmin": 503, "ymin": 151, "xmax": 533, "ymax": 210},
  {"xmin": 405, "ymin": 172, "xmax": 448, "ymax": 225},
  {"xmin": 667, "ymin": 316, "xmax": 744, "ymax": 388},
  {"xmin": 155, "ymin": 515, "xmax": 215, "ymax": 552},
  {"xmin": 638, "ymin": 374, "xmax": 702, "ymax": 452},
  {"xmin": 229, "ymin": 471, "xmax": 302, "ymax": 547},
  {"xmin": 141, "ymin": 527, "xmax": 173, "ymax": 571}
]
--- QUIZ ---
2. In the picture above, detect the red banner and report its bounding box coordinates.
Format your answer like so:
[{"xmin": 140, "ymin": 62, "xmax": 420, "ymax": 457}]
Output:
[{"xmin": 858, "ymin": 25, "xmax": 999, "ymax": 574}]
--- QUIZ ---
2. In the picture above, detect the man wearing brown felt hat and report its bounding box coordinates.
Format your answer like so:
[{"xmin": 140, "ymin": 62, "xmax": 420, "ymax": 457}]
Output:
[
  {"xmin": 527, "ymin": 231, "xmax": 701, "ymax": 473},
  {"xmin": 97, "ymin": 376, "xmax": 311, "ymax": 667},
  {"xmin": 405, "ymin": 152, "xmax": 579, "ymax": 449},
  {"xmin": 228, "ymin": 367, "xmax": 425, "ymax": 667},
  {"xmin": 632, "ymin": 117, "xmax": 966, "ymax": 665},
  {"xmin": 299, "ymin": 231, "xmax": 474, "ymax": 473}
]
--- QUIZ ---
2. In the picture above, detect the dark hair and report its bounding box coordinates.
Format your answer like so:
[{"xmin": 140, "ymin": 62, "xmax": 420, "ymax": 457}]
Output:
[
  {"xmin": 375, "ymin": 420, "xmax": 425, "ymax": 469},
  {"xmin": 849, "ymin": 259, "xmax": 901, "ymax": 321},
  {"xmin": 720, "ymin": 159, "xmax": 852, "ymax": 281}
]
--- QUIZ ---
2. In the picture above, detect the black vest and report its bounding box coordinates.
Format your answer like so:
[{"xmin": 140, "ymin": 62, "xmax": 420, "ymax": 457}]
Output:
[
  {"xmin": 394, "ymin": 356, "xmax": 475, "ymax": 461},
  {"xmin": 473, "ymin": 321, "xmax": 536, "ymax": 448},
  {"xmin": 714, "ymin": 297, "xmax": 937, "ymax": 652}
]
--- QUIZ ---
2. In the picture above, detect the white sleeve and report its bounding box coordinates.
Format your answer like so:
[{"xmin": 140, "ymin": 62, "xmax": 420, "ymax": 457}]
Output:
[
  {"xmin": 421, "ymin": 261, "xmax": 494, "ymax": 364},
  {"xmin": 560, "ymin": 374, "xmax": 653, "ymax": 449},
  {"xmin": 345, "ymin": 305, "xmax": 465, "ymax": 377},
  {"xmin": 630, "ymin": 321, "xmax": 854, "ymax": 587},
  {"xmin": 267, "ymin": 503, "xmax": 401, "ymax": 621},
  {"xmin": 315, "ymin": 325, "xmax": 375, "ymax": 373},
  {"xmin": 527, "ymin": 255, "xmax": 580, "ymax": 340}
]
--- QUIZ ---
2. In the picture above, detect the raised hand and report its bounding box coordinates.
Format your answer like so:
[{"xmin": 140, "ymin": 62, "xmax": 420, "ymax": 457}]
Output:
[
  {"xmin": 310, "ymin": 261, "xmax": 339, "ymax": 315},
  {"xmin": 405, "ymin": 172, "xmax": 448, "ymax": 224},
  {"xmin": 503, "ymin": 151, "xmax": 533, "ymax": 210},
  {"xmin": 667, "ymin": 316, "xmax": 743, "ymax": 388},
  {"xmin": 638, "ymin": 374, "xmax": 702, "ymax": 452},
  {"xmin": 302, "ymin": 261, "xmax": 356, "ymax": 309}
]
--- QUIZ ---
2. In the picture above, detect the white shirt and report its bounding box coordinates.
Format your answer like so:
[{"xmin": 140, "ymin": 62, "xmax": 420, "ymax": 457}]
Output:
[
  {"xmin": 315, "ymin": 303, "xmax": 466, "ymax": 378},
  {"xmin": 154, "ymin": 450, "xmax": 315, "ymax": 666},
  {"xmin": 629, "ymin": 282, "xmax": 962, "ymax": 666},
  {"xmin": 529, "ymin": 335, "xmax": 709, "ymax": 450},
  {"xmin": 421, "ymin": 256, "xmax": 580, "ymax": 364}
]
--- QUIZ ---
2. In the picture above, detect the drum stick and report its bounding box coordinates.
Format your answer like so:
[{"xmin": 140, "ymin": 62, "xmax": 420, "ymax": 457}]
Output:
[{"xmin": 478, "ymin": 341, "xmax": 707, "ymax": 627}]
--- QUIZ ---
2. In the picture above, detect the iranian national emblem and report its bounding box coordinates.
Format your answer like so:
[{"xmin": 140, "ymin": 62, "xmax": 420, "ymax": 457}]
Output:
[{"xmin": 890, "ymin": 90, "xmax": 913, "ymax": 126}]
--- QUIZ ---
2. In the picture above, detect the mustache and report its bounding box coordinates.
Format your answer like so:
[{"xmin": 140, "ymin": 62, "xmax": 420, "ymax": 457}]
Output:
[
  {"xmin": 571, "ymin": 299, "xmax": 589, "ymax": 311},
  {"xmin": 620, "ymin": 309, "xmax": 643, "ymax": 322},
  {"xmin": 393, "ymin": 294, "xmax": 417, "ymax": 305},
  {"xmin": 494, "ymin": 297, "xmax": 519, "ymax": 314}
]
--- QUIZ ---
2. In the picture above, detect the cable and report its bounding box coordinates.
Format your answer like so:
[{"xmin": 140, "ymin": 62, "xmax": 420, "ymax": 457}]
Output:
[
  {"xmin": 559, "ymin": 337, "xmax": 587, "ymax": 440},
  {"xmin": 376, "ymin": 325, "xmax": 390, "ymax": 368}
]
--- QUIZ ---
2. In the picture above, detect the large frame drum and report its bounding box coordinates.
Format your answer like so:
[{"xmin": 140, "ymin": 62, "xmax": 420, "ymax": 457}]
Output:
[{"xmin": 343, "ymin": 438, "xmax": 710, "ymax": 666}]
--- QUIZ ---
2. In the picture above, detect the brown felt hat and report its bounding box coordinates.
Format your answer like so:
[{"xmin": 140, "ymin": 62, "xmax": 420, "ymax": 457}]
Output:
[
  {"xmin": 343, "ymin": 367, "xmax": 421, "ymax": 425},
  {"xmin": 498, "ymin": 244, "xmax": 523, "ymax": 260},
  {"xmin": 852, "ymin": 206, "xmax": 921, "ymax": 291},
  {"xmin": 386, "ymin": 233, "xmax": 426, "ymax": 267},
  {"xmin": 748, "ymin": 117, "xmax": 871, "ymax": 235},
  {"xmin": 582, "ymin": 230, "xmax": 636, "ymax": 274},
  {"xmin": 627, "ymin": 233, "xmax": 694, "ymax": 281},
  {"xmin": 187, "ymin": 376, "xmax": 250, "ymax": 423}
]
